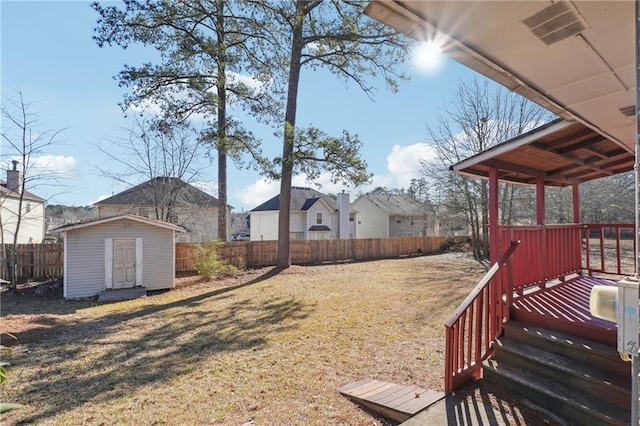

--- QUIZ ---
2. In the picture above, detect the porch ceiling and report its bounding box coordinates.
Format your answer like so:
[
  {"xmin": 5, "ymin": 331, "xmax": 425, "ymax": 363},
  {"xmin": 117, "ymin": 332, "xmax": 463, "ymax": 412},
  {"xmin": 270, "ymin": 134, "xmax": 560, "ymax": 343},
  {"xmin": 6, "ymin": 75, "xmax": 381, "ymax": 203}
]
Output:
[
  {"xmin": 364, "ymin": 1, "xmax": 636, "ymax": 154},
  {"xmin": 450, "ymin": 118, "xmax": 634, "ymax": 187}
]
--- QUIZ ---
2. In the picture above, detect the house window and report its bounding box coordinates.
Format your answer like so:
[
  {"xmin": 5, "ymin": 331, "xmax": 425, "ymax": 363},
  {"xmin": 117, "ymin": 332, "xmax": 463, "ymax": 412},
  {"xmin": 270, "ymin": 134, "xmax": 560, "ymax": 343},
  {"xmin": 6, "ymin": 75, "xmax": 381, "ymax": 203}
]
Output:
[
  {"xmin": 25, "ymin": 202, "xmax": 31, "ymax": 213},
  {"xmin": 357, "ymin": 217, "xmax": 361, "ymax": 225},
  {"xmin": 410, "ymin": 218, "xmax": 414, "ymax": 226},
  {"xmin": 349, "ymin": 216, "xmax": 354, "ymax": 222},
  {"xmin": 396, "ymin": 218, "xmax": 402, "ymax": 224},
  {"xmin": 316, "ymin": 212, "xmax": 322, "ymax": 224}
]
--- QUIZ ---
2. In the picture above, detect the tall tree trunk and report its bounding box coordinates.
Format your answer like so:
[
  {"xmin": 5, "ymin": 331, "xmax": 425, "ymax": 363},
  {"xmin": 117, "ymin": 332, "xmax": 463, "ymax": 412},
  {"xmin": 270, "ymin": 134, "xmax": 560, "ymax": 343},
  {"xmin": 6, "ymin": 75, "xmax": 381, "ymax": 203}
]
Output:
[
  {"xmin": 276, "ymin": 1, "xmax": 305, "ymax": 270},
  {"xmin": 216, "ymin": 0, "xmax": 228, "ymax": 242}
]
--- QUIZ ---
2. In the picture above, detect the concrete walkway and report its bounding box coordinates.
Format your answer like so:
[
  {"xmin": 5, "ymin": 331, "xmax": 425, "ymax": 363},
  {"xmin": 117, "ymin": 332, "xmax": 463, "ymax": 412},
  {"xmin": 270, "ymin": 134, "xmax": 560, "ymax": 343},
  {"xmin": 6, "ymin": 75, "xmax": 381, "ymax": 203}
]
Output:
[{"xmin": 400, "ymin": 381, "xmax": 564, "ymax": 426}]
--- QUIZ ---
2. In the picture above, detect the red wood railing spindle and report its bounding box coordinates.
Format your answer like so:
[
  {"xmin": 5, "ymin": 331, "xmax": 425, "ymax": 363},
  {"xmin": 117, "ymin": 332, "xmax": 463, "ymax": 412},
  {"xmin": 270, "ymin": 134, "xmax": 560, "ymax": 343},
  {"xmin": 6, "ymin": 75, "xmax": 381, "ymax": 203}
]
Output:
[{"xmin": 444, "ymin": 240, "xmax": 520, "ymax": 393}]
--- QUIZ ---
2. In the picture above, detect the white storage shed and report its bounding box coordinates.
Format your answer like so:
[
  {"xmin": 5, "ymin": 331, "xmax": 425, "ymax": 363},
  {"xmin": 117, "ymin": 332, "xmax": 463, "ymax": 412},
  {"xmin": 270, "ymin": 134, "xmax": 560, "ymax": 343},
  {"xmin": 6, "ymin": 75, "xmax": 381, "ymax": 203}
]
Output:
[{"xmin": 50, "ymin": 215, "xmax": 184, "ymax": 299}]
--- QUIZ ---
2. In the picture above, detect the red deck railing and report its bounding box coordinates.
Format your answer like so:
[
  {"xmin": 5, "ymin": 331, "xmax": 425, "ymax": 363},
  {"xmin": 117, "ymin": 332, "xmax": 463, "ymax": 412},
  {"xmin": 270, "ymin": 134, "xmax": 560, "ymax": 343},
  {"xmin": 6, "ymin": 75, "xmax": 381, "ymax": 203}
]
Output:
[
  {"xmin": 582, "ymin": 223, "xmax": 635, "ymax": 276},
  {"xmin": 444, "ymin": 240, "xmax": 520, "ymax": 393},
  {"xmin": 497, "ymin": 225, "xmax": 582, "ymax": 295},
  {"xmin": 444, "ymin": 222, "xmax": 635, "ymax": 393}
]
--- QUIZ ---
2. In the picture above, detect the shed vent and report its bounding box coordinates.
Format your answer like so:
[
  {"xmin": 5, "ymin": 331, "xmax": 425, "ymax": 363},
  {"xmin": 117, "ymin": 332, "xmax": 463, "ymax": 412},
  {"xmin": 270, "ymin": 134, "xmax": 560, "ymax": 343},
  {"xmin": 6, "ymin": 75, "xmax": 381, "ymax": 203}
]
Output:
[
  {"xmin": 619, "ymin": 105, "xmax": 636, "ymax": 117},
  {"xmin": 522, "ymin": 2, "xmax": 589, "ymax": 46}
]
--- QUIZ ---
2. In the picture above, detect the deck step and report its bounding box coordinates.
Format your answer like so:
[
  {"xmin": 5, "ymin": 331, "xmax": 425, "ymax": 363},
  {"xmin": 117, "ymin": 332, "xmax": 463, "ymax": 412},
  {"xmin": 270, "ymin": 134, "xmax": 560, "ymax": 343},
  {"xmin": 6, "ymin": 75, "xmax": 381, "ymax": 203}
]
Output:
[
  {"xmin": 98, "ymin": 287, "xmax": 147, "ymax": 302},
  {"xmin": 503, "ymin": 320, "xmax": 630, "ymax": 376},
  {"xmin": 338, "ymin": 378, "xmax": 444, "ymax": 423},
  {"xmin": 482, "ymin": 321, "xmax": 631, "ymax": 425}
]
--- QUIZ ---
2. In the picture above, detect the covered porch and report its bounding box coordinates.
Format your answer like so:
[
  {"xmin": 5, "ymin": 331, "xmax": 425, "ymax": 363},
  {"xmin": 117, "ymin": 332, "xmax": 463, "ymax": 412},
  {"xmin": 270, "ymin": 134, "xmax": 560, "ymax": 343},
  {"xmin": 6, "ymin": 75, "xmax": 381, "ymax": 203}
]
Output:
[{"xmin": 445, "ymin": 117, "xmax": 635, "ymax": 392}]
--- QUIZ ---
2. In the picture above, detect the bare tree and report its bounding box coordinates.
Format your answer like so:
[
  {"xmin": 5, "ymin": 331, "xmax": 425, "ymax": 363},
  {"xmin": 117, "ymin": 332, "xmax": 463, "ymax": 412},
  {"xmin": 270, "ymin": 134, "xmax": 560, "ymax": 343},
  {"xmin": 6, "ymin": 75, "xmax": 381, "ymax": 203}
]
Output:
[
  {"xmin": 1, "ymin": 92, "xmax": 67, "ymax": 288},
  {"xmin": 421, "ymin": 78, "xmax": 553, "ymax": 260},
  {"xmin": 97, "ymin": 114, "xmax": 209, "ymax": 222}
]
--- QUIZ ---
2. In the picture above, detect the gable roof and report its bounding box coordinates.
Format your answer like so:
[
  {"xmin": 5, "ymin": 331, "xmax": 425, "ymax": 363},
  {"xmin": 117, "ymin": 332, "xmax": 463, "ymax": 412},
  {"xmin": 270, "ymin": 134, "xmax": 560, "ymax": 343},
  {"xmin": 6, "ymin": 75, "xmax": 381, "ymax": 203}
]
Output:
[
  {"xmin": 94, "ymin": 177, "xmax": 228, "ymax": 208},
  {"xmin": 0, "ymin": 179, "xmax": 44, "ymax": 202},
  {"xmin": 357, "ymin": 193, "xmax": 427, "ymax": 217},
  {"xmin": 451, "ymin": 119, "xmax": 634, "ymax": 187},
  {"xmin": 250, "ymin": 187, "xmax": 338, "ymax": 212},
  {"xmin": 48, "ymin": 214, "xmax": 185, "ymax": 234}
]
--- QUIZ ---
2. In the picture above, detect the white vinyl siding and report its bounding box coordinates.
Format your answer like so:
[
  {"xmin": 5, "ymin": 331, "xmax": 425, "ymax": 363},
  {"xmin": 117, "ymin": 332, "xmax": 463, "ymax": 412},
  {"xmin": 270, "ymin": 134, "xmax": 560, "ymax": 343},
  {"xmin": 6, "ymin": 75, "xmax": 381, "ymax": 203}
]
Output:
[
  {"xmin": 63, "ymin": 218, "xmax": 175, "ymax": 299},
  {"xmin": 1, "ymin": 197, "xmax": 45, "ymax": 243},
  {"xmin": 249, "ymin": 211, "xmax": 279, "ymax": 241},
  {"xmin": 351, "ymin": 198, "xmax": 389, "ymax": 239}
]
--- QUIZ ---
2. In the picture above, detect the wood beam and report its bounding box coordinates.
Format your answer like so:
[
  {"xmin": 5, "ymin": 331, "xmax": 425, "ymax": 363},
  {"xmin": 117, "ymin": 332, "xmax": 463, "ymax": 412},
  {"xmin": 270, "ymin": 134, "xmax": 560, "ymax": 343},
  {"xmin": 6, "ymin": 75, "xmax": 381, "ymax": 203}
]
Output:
[{"xmin": 555, "ymin": 135, "xmax": 606, "ymax": 154}]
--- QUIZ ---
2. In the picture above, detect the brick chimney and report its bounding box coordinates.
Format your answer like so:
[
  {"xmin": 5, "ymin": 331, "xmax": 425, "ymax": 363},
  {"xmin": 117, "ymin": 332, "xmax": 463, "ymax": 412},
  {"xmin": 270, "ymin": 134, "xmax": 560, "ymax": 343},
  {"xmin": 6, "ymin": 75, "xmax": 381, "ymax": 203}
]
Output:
[{"xmin": 7, "ymin": 160, "xmax": 22, "ymax": 194}]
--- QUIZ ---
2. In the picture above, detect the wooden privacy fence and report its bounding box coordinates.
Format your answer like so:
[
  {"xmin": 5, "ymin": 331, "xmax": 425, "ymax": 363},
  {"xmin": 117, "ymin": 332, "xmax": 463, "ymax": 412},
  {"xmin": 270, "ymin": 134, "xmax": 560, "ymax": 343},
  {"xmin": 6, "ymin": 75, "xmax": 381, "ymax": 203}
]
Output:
[
  {"xmin": 176, "ymin": 236, "xmax": 448, "ymax": 271},
  {"xmin": 2, "ymin": 236, "xmax": 448, "ymax": 280},
  {"xmin": 1, "ymin": 244, "xmax": 64, "ymax": 281}
]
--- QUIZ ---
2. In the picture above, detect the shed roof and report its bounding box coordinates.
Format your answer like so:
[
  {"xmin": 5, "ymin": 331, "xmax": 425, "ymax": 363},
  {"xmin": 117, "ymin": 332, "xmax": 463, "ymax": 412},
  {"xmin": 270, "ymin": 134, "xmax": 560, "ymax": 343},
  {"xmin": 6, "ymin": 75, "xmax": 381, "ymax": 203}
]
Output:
[
  {"xmin": 49, "ymin": 214, "xmax": 186, "ymax": 234},
  {"xmin": 450, "ymin": 119, "xmax": 635, "ymax": 186}
]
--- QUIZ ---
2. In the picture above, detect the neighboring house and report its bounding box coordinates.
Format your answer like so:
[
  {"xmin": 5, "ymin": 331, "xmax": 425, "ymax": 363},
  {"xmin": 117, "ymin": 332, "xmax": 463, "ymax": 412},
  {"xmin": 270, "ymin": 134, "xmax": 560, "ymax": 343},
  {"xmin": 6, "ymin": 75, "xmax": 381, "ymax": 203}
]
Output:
[
  {"xmin": 351, "ymin": 193, "xmax": 433, "ymax": 239},
  {"xmin": 0, "ymin": 161, "xmax": 45, "ymax": 244},
  {"xmin": 94, "ymin": 177, "xmax": 231, "ymax": 242},
  {"xmin": 49, "ymin": 214, "xmax": 184, "ymax": 299},
  {"xmin": 248, "ymin": 187, "xmax": 354, "ymax": 241}
]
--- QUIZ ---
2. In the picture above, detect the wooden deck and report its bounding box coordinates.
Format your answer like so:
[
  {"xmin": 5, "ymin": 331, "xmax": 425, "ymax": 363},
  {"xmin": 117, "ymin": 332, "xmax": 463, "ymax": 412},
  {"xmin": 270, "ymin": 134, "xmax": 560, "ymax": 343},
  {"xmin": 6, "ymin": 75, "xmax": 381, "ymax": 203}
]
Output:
[
  {"xmin": 510, "ymin": 275, "xmax": 618, "ymax": 346},
  {"xmin": 338, "ymin": 378, "xmax": 444, "ymax": 423}
]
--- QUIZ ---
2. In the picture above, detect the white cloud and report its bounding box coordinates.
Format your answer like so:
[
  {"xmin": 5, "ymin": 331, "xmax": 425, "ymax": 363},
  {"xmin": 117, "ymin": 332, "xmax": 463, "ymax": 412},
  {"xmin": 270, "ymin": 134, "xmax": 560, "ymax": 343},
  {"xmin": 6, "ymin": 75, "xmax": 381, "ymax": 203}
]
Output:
[
  {"xmin": 8, "ymin": 155, "xmax": 78, "ymax": 178},
  {"xmin": 127, "ymin": 98, "xmax": 163, "ymax": 116},
  {"xmin": 228, "ymin": 71, "xmax": 264, "ymax": 93},
  {"xmin": 378, "ymin": 143, "xmax": 436, "ymax": 189},
  {"xmin": 235, "ymin": 178, "xmax": 280, "ymax": 210},
  {"xmin": 192, "ymin": 180, "xmax": 218, "ymax": 196},
  {"xmin": 89, "ymin": 194, "xmax": 111, "ymax": 205}
]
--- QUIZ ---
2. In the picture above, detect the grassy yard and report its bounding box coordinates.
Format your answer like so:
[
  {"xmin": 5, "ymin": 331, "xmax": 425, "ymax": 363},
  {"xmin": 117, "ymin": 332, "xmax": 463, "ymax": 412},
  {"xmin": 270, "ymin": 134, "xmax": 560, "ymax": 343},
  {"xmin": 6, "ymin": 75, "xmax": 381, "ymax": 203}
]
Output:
[{"xmin": 1, "ymin": 253, "xmax": 486, "ymax": 425}]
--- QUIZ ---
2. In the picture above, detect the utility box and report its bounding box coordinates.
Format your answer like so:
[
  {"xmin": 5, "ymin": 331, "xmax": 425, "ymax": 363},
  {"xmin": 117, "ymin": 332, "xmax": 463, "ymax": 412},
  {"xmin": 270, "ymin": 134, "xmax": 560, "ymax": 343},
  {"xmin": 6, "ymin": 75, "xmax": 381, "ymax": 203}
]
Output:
[{"xmin": 616, "ymin": 277, "xmax": 639, "ymax": 358}]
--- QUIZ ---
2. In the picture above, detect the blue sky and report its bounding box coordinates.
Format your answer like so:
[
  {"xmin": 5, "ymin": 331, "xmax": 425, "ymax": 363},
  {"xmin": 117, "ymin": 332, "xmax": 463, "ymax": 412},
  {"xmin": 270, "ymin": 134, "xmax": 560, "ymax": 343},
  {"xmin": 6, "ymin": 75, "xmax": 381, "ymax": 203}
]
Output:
[{"xmin": 1, "ymin": 0, "xmax": 477, "ymax": 212}]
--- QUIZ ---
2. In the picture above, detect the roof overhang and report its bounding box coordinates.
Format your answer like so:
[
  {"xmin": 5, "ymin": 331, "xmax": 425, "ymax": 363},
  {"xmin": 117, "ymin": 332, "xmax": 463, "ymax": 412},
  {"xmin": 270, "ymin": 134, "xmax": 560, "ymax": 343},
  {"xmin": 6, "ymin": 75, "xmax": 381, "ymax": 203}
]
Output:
[
  {"xmin": 49, "ymin": 214, "xmax": 186, "ymax": 234},
  {"xmin": 364, "ymin": 1, "xmax": 635, "ymax": 154},
  {"xmin": 451, "ymin": 119, "xmax": 634, "ymax": 186}
]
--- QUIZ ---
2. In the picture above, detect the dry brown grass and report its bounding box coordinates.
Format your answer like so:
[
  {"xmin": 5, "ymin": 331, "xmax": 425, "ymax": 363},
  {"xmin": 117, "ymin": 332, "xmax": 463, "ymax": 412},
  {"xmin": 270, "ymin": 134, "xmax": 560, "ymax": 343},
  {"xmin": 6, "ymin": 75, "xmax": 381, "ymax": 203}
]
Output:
[{"xmin": 1, "ymin": 253, "xmax": 485, "ymax": 425}]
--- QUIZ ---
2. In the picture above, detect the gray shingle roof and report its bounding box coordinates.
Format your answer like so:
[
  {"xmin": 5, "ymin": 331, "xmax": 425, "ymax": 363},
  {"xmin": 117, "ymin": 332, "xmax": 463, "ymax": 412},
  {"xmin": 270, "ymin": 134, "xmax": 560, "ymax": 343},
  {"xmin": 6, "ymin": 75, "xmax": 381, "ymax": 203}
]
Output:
[
  {"xmin": 0, "ymin": 179, "xmax": 44, "ymax": 202},
  {"xmin": 94, "ymin": 177, "xmax": 227, "ymax": 208},
  {"xmin": 361, "ymin": 193, "xmax": 427, "ymax": 216},
  {"xmin": 250, "ymin": 187, "xmax": 337, "ymax": 212}
]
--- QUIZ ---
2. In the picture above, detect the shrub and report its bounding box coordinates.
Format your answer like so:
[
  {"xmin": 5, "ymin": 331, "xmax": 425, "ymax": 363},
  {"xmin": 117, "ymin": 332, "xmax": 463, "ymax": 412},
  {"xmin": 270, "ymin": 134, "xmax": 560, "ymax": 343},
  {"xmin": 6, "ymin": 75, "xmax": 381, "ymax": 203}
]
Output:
[
  {"xmin": 193, "ymin": 242, "xmax": 239, "ymax": 279},
  {"xmin": 0, "ymin": 345, "xmax": 23, "ymax": 414}
]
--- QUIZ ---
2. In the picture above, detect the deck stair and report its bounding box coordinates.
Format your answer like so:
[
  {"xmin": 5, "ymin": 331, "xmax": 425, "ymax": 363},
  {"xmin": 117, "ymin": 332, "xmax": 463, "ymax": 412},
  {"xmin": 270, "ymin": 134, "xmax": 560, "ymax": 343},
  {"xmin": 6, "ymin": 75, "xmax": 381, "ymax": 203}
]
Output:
[
  {"xmin": 98, "ymin": 286, "xmax": 147, "ymax": 302},
  {"xmin": 483, "ymin": 320, "xmax": 631, "ymax": 425}
]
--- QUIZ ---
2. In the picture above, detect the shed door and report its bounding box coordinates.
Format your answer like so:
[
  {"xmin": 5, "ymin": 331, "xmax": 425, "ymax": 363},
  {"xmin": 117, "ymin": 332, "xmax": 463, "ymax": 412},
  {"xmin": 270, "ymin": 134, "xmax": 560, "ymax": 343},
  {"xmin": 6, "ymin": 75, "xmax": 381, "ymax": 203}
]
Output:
[{"xmin": 113, "ymin": 239, "xmax": 136, "ymax": 289}]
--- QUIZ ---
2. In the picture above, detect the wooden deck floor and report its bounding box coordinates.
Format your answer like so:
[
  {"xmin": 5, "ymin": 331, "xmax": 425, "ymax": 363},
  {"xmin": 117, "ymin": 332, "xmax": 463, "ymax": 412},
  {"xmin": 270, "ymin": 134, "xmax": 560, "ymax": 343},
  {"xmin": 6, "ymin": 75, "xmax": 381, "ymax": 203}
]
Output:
[
  {"xmin": 511, "ymin": 275, "xmax": 618, "ymax": 346},
  {"xmin": 338, "ymin": 378, "xmax": 444, "ymax": 423}
]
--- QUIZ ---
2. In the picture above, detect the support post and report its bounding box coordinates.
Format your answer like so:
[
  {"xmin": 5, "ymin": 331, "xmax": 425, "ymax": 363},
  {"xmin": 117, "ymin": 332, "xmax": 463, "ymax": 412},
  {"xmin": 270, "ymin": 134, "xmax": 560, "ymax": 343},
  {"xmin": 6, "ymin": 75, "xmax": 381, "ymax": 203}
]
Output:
[
  {"xmin": 572, "ymin": 183, "xmax": 580, "ymax": 224},
  {"xmin": 536, "ymin": 176, "xmax": 545, "ymax": 225},
  {"xmin": 489, "ymin": 168, "xmax": 499, "ymax": 264},
  {"xmin": 634, "ymin": 1, "xmax": 640, "ymax": 424},
  {"xmin": 488, "ymin": 168, "xmax": 501, "ymax": 334}
]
